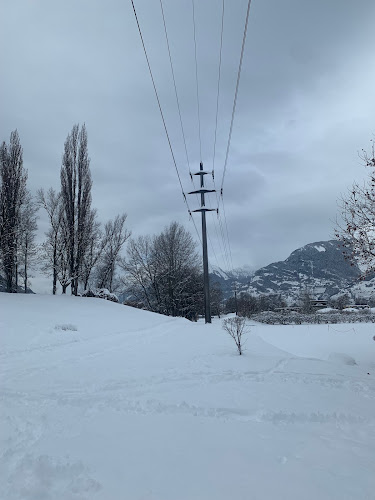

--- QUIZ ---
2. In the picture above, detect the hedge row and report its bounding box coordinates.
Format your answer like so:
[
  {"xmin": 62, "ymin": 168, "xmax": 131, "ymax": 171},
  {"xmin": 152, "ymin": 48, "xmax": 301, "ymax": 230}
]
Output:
[{"xmin": 250, "ymin": 311, "xmax": 375, "ymax": 325}]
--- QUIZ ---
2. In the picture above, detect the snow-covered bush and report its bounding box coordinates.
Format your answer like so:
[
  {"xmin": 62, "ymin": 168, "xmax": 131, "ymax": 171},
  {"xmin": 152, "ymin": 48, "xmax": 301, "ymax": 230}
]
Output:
[
  {"xmin": 222, "ymin": 317, "xmax": 248, "ymax": 355},
  {"xmin": 96, "ymin": 289, "xmax": 119, "ymax": 302},
  {"xmin": 251, "ymin": 310, "xmax": 375, "ymax": 325},
  {"xmin": 54, "ymin": 323, "xmax": 78, "ymax": 332},
  {"xmin": 81, "ymin": 288, "xmax": 119, "ymax": 303}
]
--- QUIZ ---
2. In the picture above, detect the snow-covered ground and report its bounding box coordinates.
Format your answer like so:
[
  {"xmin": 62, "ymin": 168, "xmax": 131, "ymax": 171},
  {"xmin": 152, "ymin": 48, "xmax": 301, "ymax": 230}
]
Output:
[{"xmin": 1, "ymin": 294, "xmax": 375, "ymax": 500}]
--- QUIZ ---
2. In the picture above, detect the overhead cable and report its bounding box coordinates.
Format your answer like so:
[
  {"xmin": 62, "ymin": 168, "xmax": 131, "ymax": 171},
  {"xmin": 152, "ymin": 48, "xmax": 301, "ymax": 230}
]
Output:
[
  {"xmin": 130, "ymin": 0, "xmax": 201, "ymax": 246},
  {"xmin": 220, "ymin": 0, "xmax": 253, "ymax": 192},
  {"xmin": 191, "ymin": 0, "xmax": 202, "ymax": 162},
  {"xmin": 212, "ymin": 0, "xmax": 225, "ymax": 174},
  {"xmin": 159, "ymin": 0, "xmax": 191, "ymax": 173},
  {"xmin": 130, "ymin": 0, "xmax": 185, "ymax": 198}
]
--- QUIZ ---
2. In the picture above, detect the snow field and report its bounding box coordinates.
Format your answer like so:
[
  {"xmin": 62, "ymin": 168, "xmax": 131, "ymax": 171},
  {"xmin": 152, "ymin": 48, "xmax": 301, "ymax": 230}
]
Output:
[{"xmin": 1, "ymin": 294, "xmax": 375, "ymax": 499}]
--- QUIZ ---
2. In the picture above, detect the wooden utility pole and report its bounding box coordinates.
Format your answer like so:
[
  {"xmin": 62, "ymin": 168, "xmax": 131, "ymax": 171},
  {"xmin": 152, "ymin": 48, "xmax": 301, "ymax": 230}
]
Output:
[{"xmin": 188, "ymin": 162, "xmax": 216, "ymax": 323}]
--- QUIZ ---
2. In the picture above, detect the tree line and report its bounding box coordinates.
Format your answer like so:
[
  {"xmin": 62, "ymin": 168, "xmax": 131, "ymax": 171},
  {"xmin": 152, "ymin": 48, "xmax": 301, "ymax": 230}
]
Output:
[
  {"xmin": 3, "ymin": 125, "xmax": 374, "ymax": 318},
  {"xmin": 0, "ymin": 125, "xmax": 131, "ymax": 296},
  {"xmin": 0, "ymin": 125, "xmax": 215, "ymax": 320}
]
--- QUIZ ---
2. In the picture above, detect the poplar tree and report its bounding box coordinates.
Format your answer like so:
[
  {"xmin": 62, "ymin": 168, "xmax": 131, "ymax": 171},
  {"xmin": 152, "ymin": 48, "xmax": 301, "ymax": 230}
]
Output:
[
  {"xmin": 0, "ymin": 130, "xmax": 27, "ymax": 292},
  {"xmin": 60, "ymin": 124, "xmax": 95, "ymax": 295}
]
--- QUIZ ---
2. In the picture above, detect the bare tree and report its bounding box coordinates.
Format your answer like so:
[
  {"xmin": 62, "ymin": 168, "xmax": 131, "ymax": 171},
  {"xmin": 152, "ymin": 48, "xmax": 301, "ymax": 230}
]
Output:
[
  {"xmin": 121, "ymin": 222, "xmax": 202, "ymax": 319},
  {"xmin": 38, "ymin": 188, "xmax": 64, "ymax": 294},
  {"xmin": 81, "ymin": 216, "xmax": 103, "ymax": 291},
  {"xmin": 96, "ymin": 214, "xmax": 130, "ymax": 292},
  {"xmin": 153, "ymin": 222, "xmax": 201, "ymax": 317},
  {"xmin": 18, "ymin": 190, "xmax": 38, "ymax": 292},
  {"xmin": 121, "ymin": 235, "xmax": 161, "ymax": 311},
  {"xmin": 222, "ymin": 316, "xmax": 248, "ymax": 355},
  {"xmin": 60, "ymin": 124, "xmax": 95, "ymax": 295},
  {"xmin": 336, "ymin": 139, "xmax": 375, "ymax": 277},
  {"xmin": 0, "ymin": 130, "xmax": 27, "ymax": 292}
]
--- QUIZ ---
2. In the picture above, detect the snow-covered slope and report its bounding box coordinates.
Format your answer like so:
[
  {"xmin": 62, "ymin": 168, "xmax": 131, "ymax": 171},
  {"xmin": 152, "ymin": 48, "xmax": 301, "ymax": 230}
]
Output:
[
  {"xmin": 213, "ymin": 240, "xmax": 365, "ymax": 301},
  {"xmin": 1, "ymin": 294, "xmax": 375, "ymax": 499},
  {"xmin": 245, "ymin": 239, "xmax": 360, "ymax": 300}
]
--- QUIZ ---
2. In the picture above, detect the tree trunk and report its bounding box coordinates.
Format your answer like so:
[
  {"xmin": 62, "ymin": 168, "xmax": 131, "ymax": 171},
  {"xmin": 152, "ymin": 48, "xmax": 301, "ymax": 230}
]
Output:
[
  {"xmin": 24, "ymin": 238, "xmax": 28, "ymax": 293},
  {"xmin": 15, "ymin": 259, "xmax": 18, "ymax": 290},
  {"xmin": 52, "ymin": 241, "xmax": 57, "ymax": 295},
  {"xmin": 24, "ymin": 256, "xmax": 27, "ymax": 293},
  {"xmin": 6, "ymin": 267, "xmax": 12, "ymax": 293}
]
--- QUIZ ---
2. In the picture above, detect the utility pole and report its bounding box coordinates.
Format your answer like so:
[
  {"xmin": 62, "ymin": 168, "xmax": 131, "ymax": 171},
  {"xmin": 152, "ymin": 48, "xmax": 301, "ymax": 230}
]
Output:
[{"xmin": 188, "ymin": 162, "xmax": 216, "ymax": 323}]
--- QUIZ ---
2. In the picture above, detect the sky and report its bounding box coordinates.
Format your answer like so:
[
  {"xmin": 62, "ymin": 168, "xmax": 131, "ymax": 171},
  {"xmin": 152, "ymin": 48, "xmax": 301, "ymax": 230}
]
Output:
[{"xmin": 1, "ymin": 0, "xmax": 375, "ymax": 284}]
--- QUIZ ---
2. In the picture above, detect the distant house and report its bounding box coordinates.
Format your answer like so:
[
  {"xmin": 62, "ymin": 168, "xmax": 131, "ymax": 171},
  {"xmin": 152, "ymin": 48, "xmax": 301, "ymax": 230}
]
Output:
[{"xmin": 310, "ymin": 299, "xmax": 328, "ymax": 310}]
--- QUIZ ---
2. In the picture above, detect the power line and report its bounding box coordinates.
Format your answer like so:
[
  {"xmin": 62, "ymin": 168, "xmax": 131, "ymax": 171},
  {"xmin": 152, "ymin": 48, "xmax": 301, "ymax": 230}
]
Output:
[
  {"xmin": 214, "ymin": 189, "xmax": 232, "ymax": 270},
  {"xmin": 219, "ymin": 193, "xmax": 234, "ymax": 270},
  {"xmin": 130, "ymin": 0, "xmax": 185, "ymax": 197},
  {"xmin": 215, "ymin": 0, "xmax": 253, "ymax": 274},
  {"xmin": 159, "ymin": 0, "xmax": 201, "ymax": 215},
  {"xmin": 130, "ymin": 0, "xmax": 201, "ymax": 246},
  {"xmin": 207, "ymin": 225, "xmax": 221, "ymax": 270},
  {"xmin": 189, "ymin": 209, "xmax": 203, "ymax": 246},
  {"xmin": 208, "ymin": 0, "xmax": 234, "ymax": 272},
  {"xmin": 159, "ymin": 0, "xmax": 191, "ymax": 173},
  {"xmin": 212, "ymin": 0, "xmax": 235, "ymax": 274},
  {"xmin": 189, "ymin": 0, "xmax": 228, "ymax": 270},
  {"xmin": 220, "ymin": 0, "xmax": 253, "ymax": 192},
  {"xmin": 212, "ymin": 0, "xmax": 225, "ymax": 174},
  {"xmin": 207, "ymin": 0, "xmax": 236, "ymax": 273},
  {"xmin": 191, "ymin": 0, "xmax": 202, "ymax": 162},
  {"xmin": 205, "ymin": 188, "xmax": 230, "ymax": 270},
  {"xmin": 158, "ymin": 0, "xmax": 205, "ymax": 248}
]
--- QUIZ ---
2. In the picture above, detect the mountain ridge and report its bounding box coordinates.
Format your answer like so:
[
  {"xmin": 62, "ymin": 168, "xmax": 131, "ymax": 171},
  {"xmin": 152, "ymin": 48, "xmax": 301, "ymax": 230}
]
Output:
[{"xmin": 210, "ymin": 239, "xmax": 373, "ymax": 302}]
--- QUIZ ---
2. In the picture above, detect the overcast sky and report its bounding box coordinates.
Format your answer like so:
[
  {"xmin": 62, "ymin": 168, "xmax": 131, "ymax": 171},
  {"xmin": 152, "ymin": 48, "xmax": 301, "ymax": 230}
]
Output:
[{"xmin": 1, "ymin": 0, "xmax": 375, "ymax": 282}]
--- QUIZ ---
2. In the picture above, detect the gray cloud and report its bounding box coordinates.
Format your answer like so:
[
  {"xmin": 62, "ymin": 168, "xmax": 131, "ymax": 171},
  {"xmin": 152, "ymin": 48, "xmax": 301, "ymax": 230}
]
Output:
[{"xmin": 1, "ymin": 0, "xmax": 374, "ymax": 281}]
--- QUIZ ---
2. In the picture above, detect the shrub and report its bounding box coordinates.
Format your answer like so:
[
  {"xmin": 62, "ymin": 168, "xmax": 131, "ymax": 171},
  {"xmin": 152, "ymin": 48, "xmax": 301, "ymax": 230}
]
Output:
[
  {"xmin": 81, "ymin": 288, "xmax": 119, "ymax": 303},
  {"xmin": 54, "ymin": 323, "xmax": 78, "ymax": 332},
  {"xmin": 222, "ymin": 316, "xmax": 248, "ymax": 355},
  {"xmin": 250, "ymin": 310, "xmax": 375, "ymax": 325}
]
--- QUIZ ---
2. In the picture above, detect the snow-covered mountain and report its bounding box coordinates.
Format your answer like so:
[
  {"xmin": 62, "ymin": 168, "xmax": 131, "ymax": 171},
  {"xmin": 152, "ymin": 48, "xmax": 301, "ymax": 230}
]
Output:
[
  {"xmin": 211, "ymin": 240, "xmax": 372, "ymax": 302},
  {"xmin": 210, "ymin": 265, "xmax": 255, "ymax": 292}
]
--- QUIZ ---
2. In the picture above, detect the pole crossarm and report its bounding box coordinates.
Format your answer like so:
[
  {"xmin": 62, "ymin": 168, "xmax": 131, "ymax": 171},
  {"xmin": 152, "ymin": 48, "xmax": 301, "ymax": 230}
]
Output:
[
  {"xmin": 192, "ymin": 208, "xmax": 217, "ymax": 213},
  {"xmin": 188, "ymin": 189, "xmax": 216, "ymax": 195}
]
